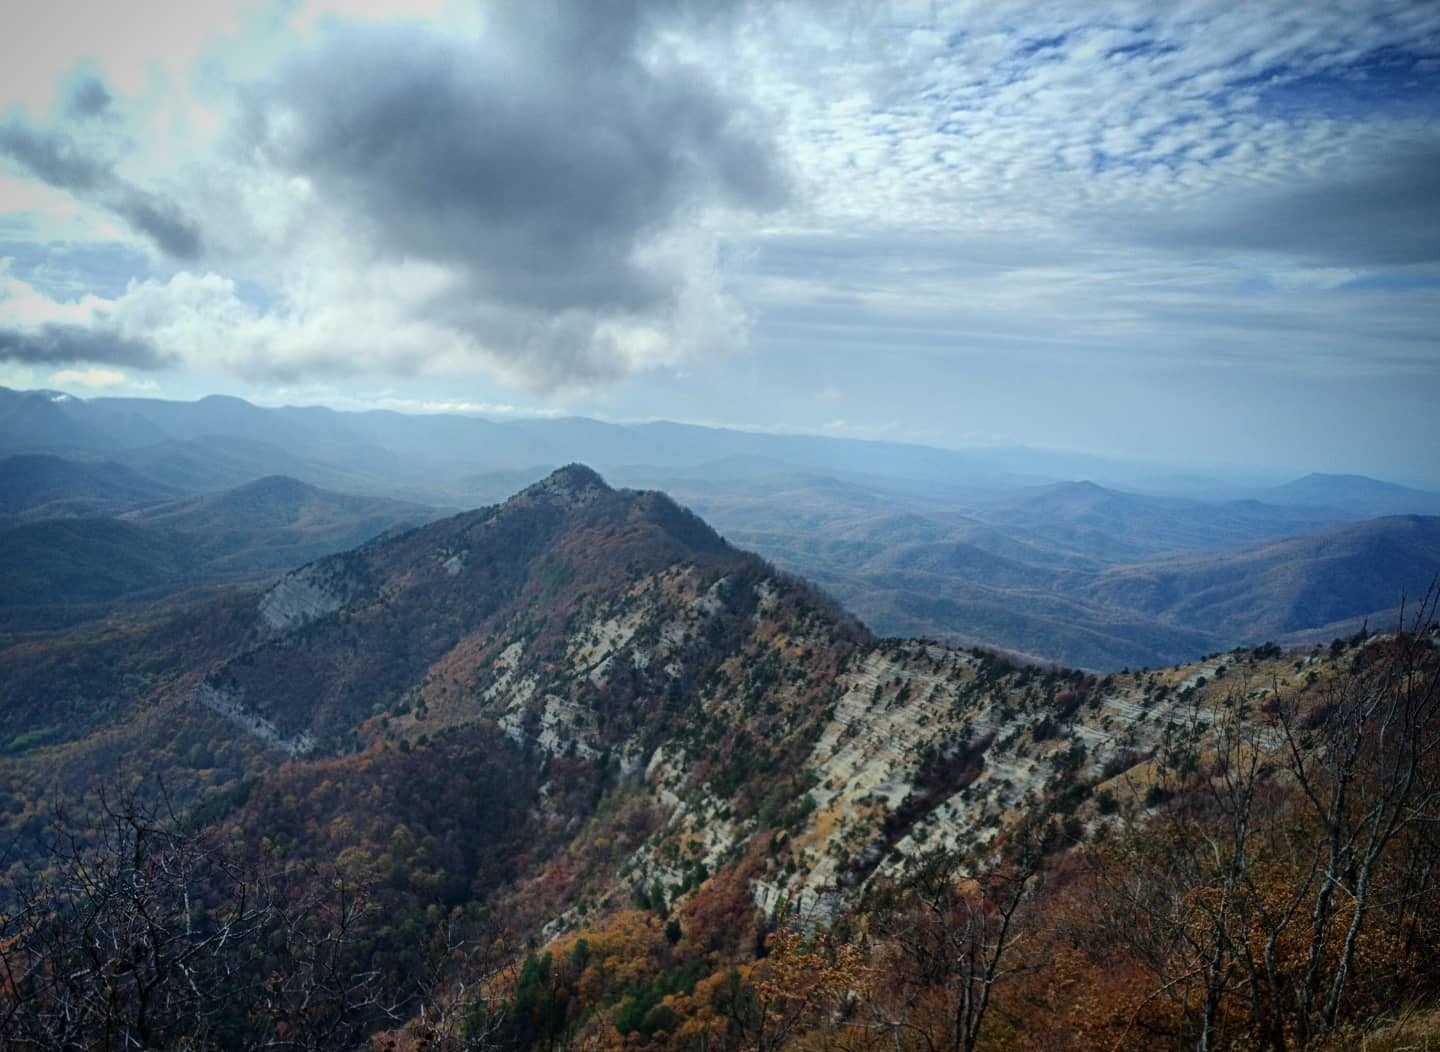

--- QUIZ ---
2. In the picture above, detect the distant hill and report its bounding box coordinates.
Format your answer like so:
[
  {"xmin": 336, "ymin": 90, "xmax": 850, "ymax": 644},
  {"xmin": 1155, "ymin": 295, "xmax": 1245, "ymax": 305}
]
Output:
[
  {"xmin": 122, "ymin": 475, "xmax": 441, "ymax": 573},
  {"xmin": 0, "ymin": 387, "xmax": 169, "ymax": 451},
  {"xmin": 836, "ymin": 578, "xmax": 1220, "ymax": 669},
  {"xmin": 0, "ymin": 518, "xmax": 203, "ymax": 605},
  {"xmin": 448, "ymin": 466, "xmax": 556, "ymax": 506},
  {"xmin": 127, "ymin": 474, "xmax": 431, "ymax": 533},
  {"xmin": 976, "ymin": 480, "xmax": 1347, "ymax": 560},
  {"xmin": 109, "ymin": 434, "xmax": 407, "ymax": 495},
  {"xmin": 0, "ymin": 476, "xmax": 440, "ymax": 622},
  {"xmin": 0, "ymin": 454, "xmax": 180, "ymax": 526},
  {"xmin": 1264, "ymin": 472, "xmax": 1440, "ymax": 517},
  {"xmin": 7, "ymin": 385, "xmax": 1437, "ymax": 668},
  {"xmin": 1089, "ymin": 515, "xmax": 1440, "ymax": 645},
  {"xmin": 707, "ymin": 486, "xmax": 1440, "ymax": 667},
  {"xmin": 0, "ymin": 384, "xmax": 1232, "ymax": 493}
]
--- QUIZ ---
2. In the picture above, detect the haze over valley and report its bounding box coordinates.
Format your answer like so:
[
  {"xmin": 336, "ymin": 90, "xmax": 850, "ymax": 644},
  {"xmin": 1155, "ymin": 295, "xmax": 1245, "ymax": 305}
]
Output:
[{"xmin": 5, "ymin": 384, "xmax": 1440, "ymax": 667}]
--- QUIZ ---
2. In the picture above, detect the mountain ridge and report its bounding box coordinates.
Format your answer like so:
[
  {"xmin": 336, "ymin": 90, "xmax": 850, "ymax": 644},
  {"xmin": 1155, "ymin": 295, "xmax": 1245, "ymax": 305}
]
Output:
[
  {"xmin": 0, "ymin": 452, "xmax": 182, "ymax": 525},
  {"xmin": 0, "ymin": 473, "xmax": 442, "ymax": 635},
  {"xmin": 14, "ymin": 384, "xmax": 1437, "ymax": 494},
  {"xmin": 0, "ymin": 464, "xmax": 1435, "ymax": 1051}
]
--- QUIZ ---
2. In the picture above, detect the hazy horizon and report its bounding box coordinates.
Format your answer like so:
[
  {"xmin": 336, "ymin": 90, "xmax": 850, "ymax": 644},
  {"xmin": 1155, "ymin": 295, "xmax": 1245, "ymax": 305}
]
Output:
[
  {"xmin": 10, "ymin": 379, "xmax": 1440, "ymax": 492},
  {"xmin": 2, "ymin": 2, "xmax": 1437, "ymax": 482}
]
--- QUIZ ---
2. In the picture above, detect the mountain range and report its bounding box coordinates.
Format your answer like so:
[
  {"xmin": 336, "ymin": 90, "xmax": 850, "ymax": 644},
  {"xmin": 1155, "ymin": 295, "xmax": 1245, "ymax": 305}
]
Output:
[
  {"xmin": 667, "ymin": 475, "xmax": 1440, "ymax": 667},
  {"xmin": 0, "ymin": 469, "xmax": 439, "ymax": 641},
  {"xmin": 1, "ymin": 464, "xmax": 1434, "ymax": 1051},
  {"xmin": 4, "ymin": 385, "xmax": 1439, "ymax": 667},
  {"xmin": 11, "ymin": 384, "xmax": 1438, "ymax": 501}
]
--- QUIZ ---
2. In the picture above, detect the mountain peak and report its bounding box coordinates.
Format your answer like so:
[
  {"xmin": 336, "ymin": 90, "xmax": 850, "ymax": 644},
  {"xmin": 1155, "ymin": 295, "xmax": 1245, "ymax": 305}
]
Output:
[
  {"xmin": 236, "ymin": 474, "xmax": 318, "ymax": 499},
  {"xmin": 517, "ymin": 463, "xmax": 612, "ymax": 506},
  {"xmin": 1266, "ymin": 472, "xmax": 1440, "ymax": 516},
  {"xmin": 197, "ymin": 394, "xmax": 256, "ymax": 407}
]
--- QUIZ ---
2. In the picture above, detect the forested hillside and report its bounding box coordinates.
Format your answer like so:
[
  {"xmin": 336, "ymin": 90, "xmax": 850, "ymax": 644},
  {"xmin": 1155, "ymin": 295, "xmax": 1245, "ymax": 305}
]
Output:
[{"xmin": 0, "ymin": 467, "xmax": 1435, "ymax": 1050}]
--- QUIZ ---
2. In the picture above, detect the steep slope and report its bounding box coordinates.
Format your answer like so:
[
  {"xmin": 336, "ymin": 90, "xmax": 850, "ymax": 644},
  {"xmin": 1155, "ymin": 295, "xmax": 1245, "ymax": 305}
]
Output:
[
  {"xmin": 199, "ymin": 465, "xmax": 862, "ymax": 753},
  {"xmin": 148, "ymin": 465, "xmax": 1217, "ymax": 953},
  {"xmin": 192, "ymin": 467, "xmax": 1361, "ymax": 921},
  {"xmin": 2, "ymin": 464, "xmax": 1435, "ymax": 1052},
  {"xmin": 0, "ymin": 468, "xmax": 1422, "ymax": 901},
  {"xmin": 0, "ymin": 465, "xmax": 875, "ymax": 928}
]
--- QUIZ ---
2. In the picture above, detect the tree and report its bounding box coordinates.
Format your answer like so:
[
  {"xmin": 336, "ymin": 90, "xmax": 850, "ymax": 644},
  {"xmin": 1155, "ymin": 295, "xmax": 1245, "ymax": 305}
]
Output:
[
  {"xmin": 0, "ymin": 785, "xmax": 272, "ymax": 1049},
  {"xmin": 1273, "ymin": 598, "xmax": 1440, "ymax": 1045},
  {"xmin": 866, "ymin": 820, "xmax": 1045, "ymax": 1052},
  {"xmin": 714, "ymin": 926, "xmax": 869, "ymax": 1052},
  {"xmin": 0, "ymin": 781, "xmax": 410, "ymax": 1051},
  {"xmin": 1065, "ymin": 596, "xmax": 1440, "ymax": 1051}
]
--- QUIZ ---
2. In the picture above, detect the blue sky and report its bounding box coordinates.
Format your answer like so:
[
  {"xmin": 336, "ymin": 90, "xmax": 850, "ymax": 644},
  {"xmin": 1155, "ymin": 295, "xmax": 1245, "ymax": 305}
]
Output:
[{"xmin": 1, "ymin": 0, "xmax": 1437, "ymax": 480}]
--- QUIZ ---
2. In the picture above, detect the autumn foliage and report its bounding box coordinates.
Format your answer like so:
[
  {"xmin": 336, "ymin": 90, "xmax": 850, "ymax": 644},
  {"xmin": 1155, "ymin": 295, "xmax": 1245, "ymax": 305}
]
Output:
[{"xmin": 3, "ymin": 581, "xmax": 1437, "ymax": 1052}]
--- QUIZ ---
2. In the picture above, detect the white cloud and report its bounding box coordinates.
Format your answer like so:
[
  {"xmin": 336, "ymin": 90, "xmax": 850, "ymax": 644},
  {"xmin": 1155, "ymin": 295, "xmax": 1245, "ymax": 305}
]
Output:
[
  {"xmin": 0, "ymin": 2, "xmax": 788, "ymax": 392},
  {"xmin": 365, "ymin": 397, "xmax": 567, "ymax": 418},
  {"xmin": 50, "ymin": 365, "xmax": 129, "ymax": 387},
  {"xmin": 1, "ymin": 0, "xmax": 1437, "ymax": 475},
  {"xmin": 820, "ymin": 418, "xmax": 900, "ymax": 437},
  {"xmin": 741, "ymin": 0, "xmax": 1440, "ymax": 245}
]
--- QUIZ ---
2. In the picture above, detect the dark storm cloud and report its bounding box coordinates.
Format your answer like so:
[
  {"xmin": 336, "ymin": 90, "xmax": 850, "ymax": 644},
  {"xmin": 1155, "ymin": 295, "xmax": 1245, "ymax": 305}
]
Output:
[
  {"xmin": 242, "ymin": 0, "xmax": 787, "ymax": 383},
  {"xmin": 0, "ymin": 123, "xmax": 109, "ymax": 191},
  {"xmin": 0, "ymin": 323, "xmax": 171, "ymax": 367},
  {"xmin": 1128, "ymin": 143, "xmax": 1440, "ymax": 266},
  {"xmin": 66, "ymin": 76, "xmax": 112, "ymax": 120},
  {"xmin": 0, "ymin": 122, "xmax": 203, "ymax": 260},
  {"xmin": 108, "ymin": 187, "xmax": 203, "ymax": 259}
]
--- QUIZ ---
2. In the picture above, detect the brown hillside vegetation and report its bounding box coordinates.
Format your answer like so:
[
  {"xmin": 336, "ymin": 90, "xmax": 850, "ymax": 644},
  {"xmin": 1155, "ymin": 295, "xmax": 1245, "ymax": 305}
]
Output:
[{"xmin": 0, "ymin": 468, "xmax": 1435, "ymax": 1051}]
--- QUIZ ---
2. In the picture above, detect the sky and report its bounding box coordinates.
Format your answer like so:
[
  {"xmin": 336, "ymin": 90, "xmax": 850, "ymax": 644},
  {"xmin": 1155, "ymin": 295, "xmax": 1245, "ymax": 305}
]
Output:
[{"xmin": 1, "ymin": 0, "xmax": 1438, "ymax": 481}]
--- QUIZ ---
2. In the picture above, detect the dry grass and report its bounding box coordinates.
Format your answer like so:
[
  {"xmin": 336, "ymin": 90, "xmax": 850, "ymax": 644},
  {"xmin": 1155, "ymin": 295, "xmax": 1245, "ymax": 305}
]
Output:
[{"xmin": 1323, "ymin": 1005, "xmax": 1440, "ymax": 1052}]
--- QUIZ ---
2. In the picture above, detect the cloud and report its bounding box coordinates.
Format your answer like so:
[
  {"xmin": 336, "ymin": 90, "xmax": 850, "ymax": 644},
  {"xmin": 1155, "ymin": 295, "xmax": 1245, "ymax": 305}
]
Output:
[
  {"xmin": 0, "ymin": 322, "xmax": 170, "ymax": 367},
  {"xmin": 231, "ymin": 3, "xmax": 787, "ymax": 389},
  {"xmin": 1125, "ymin": 144, "xmax": 1440, "ymax": 265},
  {"xmin": 1, "ymin": 0, "xmax": 1437, "ymax": 479},
  {"xmin": 0, "ymin": 122, "xmax": 109, "ymax": 191},
  {"xmin": 107, "ymin": 187, "xmax": 204, "ymax": 259},
  {"xmin": 365, "ymin": 396, "xmax": 567, "ymax": 418},
  {"xmin": 742, "ymin": 1, "xmax": 1440, "ymax": 268},
  {"xmin": 50, "ymin": 365, "xmax": 127, "ymax": 387},
  {"xmin": 0, "ymin": 122, "xmax": 203, "ymax": 259},
  {"xmin": 0, "ymin": 239, "xmax": 155, "ymax": 300},
  {"xmin": 65, "ymin": 75, "xmax": 112, "ymax": 119}
]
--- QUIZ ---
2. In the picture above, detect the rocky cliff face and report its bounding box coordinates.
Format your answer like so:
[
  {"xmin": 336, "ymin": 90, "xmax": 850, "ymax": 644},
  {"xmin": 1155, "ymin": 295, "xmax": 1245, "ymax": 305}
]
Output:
[
  {"xmin": 8, "ymin": 464, "xmax": 1421, "ymax": 1052},
  {"xmin": 257, "ymin": 561, "xmax": 358, "ymax": 630},
  {"xmin": 190, "ymin": 466, "xmax": 1339, "ymax": 937}
]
